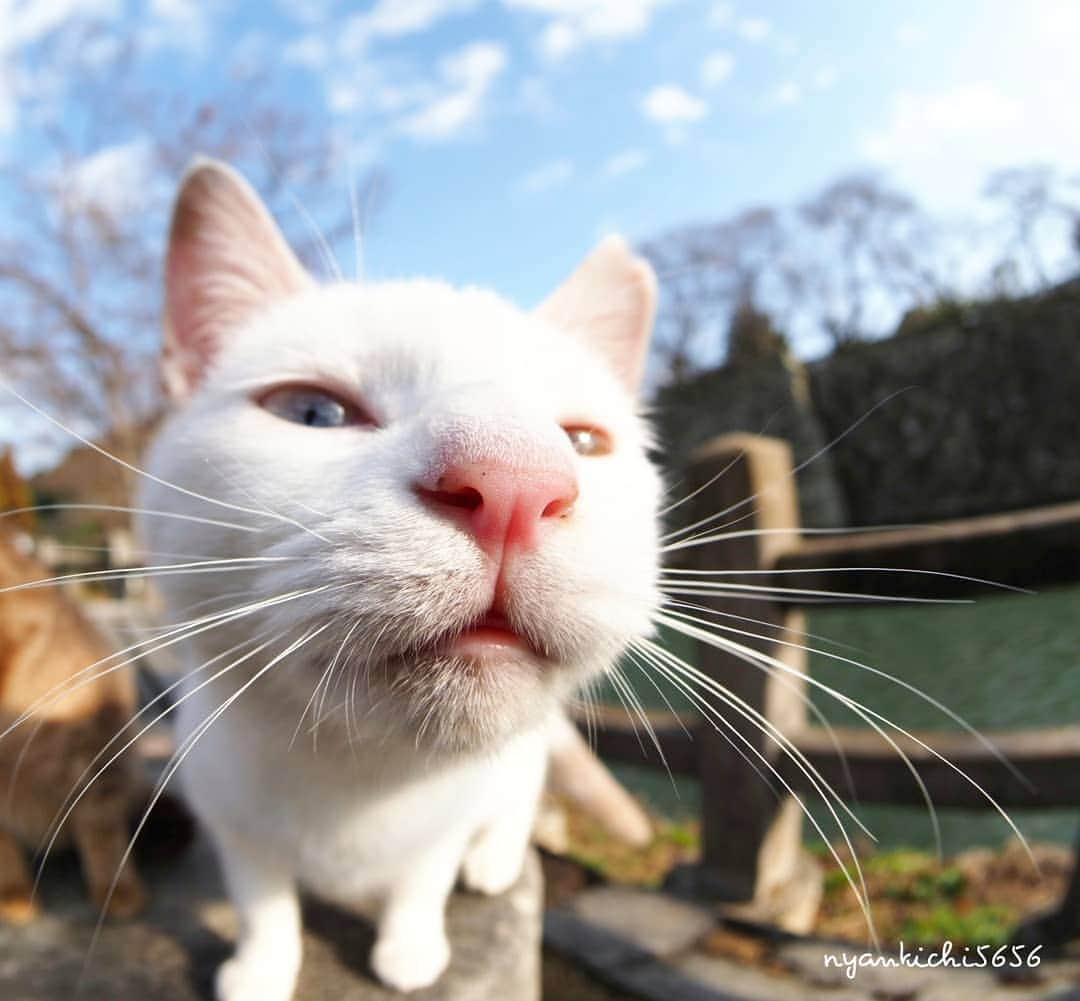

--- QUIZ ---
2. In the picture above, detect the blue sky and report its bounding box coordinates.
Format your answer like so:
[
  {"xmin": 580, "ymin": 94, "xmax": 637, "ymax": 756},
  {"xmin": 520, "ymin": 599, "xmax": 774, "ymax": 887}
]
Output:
[
  {"xmin": 2, "ymin": 0, "xmax": 1080, "ymax": 470},
  {"xmin": 5, "ymin": 0, "xmax": 1080, "ymax": 307}
]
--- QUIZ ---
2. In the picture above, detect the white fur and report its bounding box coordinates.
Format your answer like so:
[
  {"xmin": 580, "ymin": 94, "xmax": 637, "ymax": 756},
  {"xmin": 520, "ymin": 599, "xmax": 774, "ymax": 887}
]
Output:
[{"xmin": 140, "ymin": 170, "xmax": 662, "ymax": 998}]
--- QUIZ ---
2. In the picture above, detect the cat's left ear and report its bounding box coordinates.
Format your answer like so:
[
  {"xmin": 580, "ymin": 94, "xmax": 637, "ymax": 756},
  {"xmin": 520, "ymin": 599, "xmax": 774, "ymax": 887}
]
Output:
[
  {"xmin": 163, "ymin": 157, "xmax": 314, "ymax": 399},
  {"xmin": 535, "ymin": 236, "xmax": 657, "ymax": 394}
]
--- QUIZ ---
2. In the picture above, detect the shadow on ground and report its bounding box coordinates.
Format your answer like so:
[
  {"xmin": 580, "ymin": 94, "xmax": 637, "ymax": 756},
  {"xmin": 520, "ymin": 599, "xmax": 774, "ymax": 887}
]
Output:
[{"xmin": 0, "ymin": 826, "xmax": 542, "ymax": 1001}]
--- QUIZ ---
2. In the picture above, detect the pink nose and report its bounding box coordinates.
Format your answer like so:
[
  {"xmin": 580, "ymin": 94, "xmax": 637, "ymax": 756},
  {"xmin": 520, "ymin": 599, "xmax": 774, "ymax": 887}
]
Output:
[{"xmin": 418, "ymin": 460, "xmax": 578, "ymax": 557}]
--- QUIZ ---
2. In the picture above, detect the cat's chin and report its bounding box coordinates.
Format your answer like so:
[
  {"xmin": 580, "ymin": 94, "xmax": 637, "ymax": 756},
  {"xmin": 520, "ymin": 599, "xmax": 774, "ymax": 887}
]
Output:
[{"xmin": 376, "ymin": 649, "xmax": 557, "ymax": 753}]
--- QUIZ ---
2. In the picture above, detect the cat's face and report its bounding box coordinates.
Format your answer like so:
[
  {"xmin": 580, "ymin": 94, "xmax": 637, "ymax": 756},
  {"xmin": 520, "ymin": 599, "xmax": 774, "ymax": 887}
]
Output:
[{"xmin": 139, "ymin": 160, "xmax": 661, "ymax": 752}]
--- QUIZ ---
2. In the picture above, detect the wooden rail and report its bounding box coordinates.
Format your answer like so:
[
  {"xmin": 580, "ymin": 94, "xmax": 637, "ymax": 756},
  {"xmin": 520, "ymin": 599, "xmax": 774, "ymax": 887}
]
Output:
[
  {"xmin": 773, "ymin": 499, "xmax": 1080, "ymax": 600},
  {"xmin": 782, "ymin": 725, "xmax": 1080, "ymax": 809},
  {"xmin": 583, "ymin": 433, "xmax": 1080, "ymax": 934}
]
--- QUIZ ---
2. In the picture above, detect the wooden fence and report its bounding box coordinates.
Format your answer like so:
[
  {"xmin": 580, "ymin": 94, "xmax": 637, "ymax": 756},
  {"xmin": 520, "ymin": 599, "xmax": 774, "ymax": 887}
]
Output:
[{"xmin": 580, "ymin": 433, "xmax": 1080, "ymax": 936}]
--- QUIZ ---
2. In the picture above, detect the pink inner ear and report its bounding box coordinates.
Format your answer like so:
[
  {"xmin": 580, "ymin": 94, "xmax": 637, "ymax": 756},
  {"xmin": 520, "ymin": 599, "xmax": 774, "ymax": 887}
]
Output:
[
  {"xmin": 163, "ymin": 243, "xmax": 215, "ymax": 398},
  {"xmin": 162, "ymin": 159, "xmax": 312, "ymax": 400},
  {"xmin": 535, "ymin": 236, "xmax": 657, "ymax": 394}
]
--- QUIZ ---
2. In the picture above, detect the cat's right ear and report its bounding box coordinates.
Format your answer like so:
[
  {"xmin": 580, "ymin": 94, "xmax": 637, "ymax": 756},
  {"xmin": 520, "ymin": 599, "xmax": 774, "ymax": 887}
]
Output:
[
  {"xmin": 163, "ymin": 157, "xmax": 313, "ymax": 400},
  {"xmin": 535, "ymin": 236, "xmax": 657, "ymax": 396}
]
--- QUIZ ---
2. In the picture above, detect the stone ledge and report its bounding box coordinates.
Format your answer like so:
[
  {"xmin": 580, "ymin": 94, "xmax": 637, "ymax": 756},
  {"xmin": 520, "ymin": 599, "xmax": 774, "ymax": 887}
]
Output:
[
  {"xmin": 545, "ymin": 884, "xmax": 1080, "ymax": 1001},
  {"xmin": 0, "ymin": 835, "xmax": 542, "ymax": 1001}
]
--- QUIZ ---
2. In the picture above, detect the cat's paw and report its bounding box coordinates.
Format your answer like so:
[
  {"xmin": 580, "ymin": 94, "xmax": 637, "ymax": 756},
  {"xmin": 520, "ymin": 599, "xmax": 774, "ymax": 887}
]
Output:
[
  {"xmin": 0, "ymin": 888, "xmax": 40, "ymax": 925},
  {"xmin": 371, "ymin": 931, "xmax": 450, "ymax": 992},
  {"xmin": 462, "ymin": 833, "xmax": 523, "ymax": 896},
  {"xmin": 216, "ymin": 954, "xmax": 299, "ymax": 1001}
]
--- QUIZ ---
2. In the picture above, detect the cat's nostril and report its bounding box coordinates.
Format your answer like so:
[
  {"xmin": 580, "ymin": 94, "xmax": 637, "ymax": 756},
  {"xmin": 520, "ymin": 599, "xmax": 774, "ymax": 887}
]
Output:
[
  {"xmin": 542, "ymin": 493, "xmax": 576, "ymax": 519},
  {"xmin": 419, "ymin": 459, "xmax": 578, "ymax": 557},
  {"xmin": 416, "ymin": 485, "xmax": 483, "ymax": 512}
]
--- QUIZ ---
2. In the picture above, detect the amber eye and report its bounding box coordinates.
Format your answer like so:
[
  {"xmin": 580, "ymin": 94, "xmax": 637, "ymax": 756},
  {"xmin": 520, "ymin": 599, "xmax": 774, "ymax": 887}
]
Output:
[
  {"xmin": 563, "ymin": 425, "xmax": 612, "ymax": 456},
  {"xmin": 258, "ymin": 386, "xmax": 373, "ymax": 428}
]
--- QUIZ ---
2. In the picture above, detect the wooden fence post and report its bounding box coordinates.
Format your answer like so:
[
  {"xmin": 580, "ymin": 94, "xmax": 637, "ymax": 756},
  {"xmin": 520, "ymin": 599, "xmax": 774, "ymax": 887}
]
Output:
[{"xmin": 677, "ymin": 433, "xmax": 821, "ymax": 931}]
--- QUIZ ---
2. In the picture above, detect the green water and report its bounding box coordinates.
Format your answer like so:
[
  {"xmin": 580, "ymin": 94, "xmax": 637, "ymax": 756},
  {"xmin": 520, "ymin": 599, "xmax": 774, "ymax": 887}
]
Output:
[{"xmin": 605, "ymin": 584, "xmax": 1080, "ymax": 852}]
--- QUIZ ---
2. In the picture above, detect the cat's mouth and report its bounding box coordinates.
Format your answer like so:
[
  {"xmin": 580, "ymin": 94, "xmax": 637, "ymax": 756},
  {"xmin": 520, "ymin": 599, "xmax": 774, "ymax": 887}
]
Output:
[{"xmin": 445, "ymin": 608, "xmax": 539, "ymax": 660}]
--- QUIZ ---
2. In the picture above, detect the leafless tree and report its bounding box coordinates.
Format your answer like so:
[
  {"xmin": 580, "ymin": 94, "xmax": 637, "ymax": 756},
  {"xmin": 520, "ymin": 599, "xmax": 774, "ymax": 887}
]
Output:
[
  {"xmin": 983, "ymin": 165, "xmax": 1080, "ymax": 290},
  {"xmin": 797, "ymin": 172, "xmax": 946, "ymax": 347},
  {"xmin": 641, "ymin": 172, "xmax": 970, "ymax": 386},
  {"xmin": 0, "ymin": 19, "xmax": 382, "ymax": 500},
  {"xmin": 641, "ymin": 206, "xmax": 793, "ymax": 381}
]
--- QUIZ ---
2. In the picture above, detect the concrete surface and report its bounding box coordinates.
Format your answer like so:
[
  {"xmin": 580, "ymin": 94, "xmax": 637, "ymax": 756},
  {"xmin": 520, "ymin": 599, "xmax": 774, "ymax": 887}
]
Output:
[{"xmin": 0, "ymin": 835, "xmax": 542, "ymax": 1001}]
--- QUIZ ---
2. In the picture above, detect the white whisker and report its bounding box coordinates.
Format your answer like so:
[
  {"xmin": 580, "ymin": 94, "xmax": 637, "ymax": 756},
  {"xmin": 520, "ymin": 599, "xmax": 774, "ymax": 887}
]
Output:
[
  {"xmin": 657, "ymin": 446, "xmax": 745, "ymax": 519},
  {"xmin": 661, "ymin": 603, "xmax": 1033, "ymax": 791},
  {"xmin": 0, "ymin": 556, "xmax": 304, "ymax": 596},
  {"xmin": 657, "ymin": 612, "xmax": 1035, "ymax": 864},
  {"xmin": 81, "ymin": 621, "xmax": 333, "ymax": 982},
  {"xmin": 632, "ymin": 637, "xmax": 878, "ymax": 938},
  {"xmin": 0, "ymin": 381, "xmax": 328, "ymax": 540},
  {"xmin": 661, "ymin": 565, "xmax": 1030, "ymax": 595},
  {"xmin": 662, "ymin": 580, "xmax": 969, "ymax": 604},
  {"xmin": 0, "ymin": 503, "xmax": 261, "ymax": 533},
  {"xmin": 661, "ymin": 598, "xmax": 861, "ymax": 801},
  {"xmin": 35, "ymin": 630, "xmax": 285, "ymax": 891},
  {"xmin": 661, "ymin": 388, "xmax": 915, "ymax": 544},
  {"xmin": 0, "ymin": 586, "xmax": 336, "ymax": 746}
]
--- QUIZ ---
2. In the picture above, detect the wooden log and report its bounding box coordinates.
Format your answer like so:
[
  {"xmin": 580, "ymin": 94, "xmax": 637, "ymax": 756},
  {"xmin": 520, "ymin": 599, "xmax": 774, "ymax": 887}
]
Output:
[
  {"xmin": 675, "ymin": 434, "xmax": 820, "ymax": 926},
  {"xmin": 576, "ymin": 706, "xmax": 1080, "ymax": 808}
]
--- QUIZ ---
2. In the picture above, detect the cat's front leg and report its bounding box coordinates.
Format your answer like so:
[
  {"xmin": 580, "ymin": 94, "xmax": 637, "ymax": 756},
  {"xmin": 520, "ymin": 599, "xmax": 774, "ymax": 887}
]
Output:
[
  {"xmin": 71, "ymin": 791, "xmax": 147, "ymax": 920},
  {"xmin": 371, "ymin": 837, "xmax": 465, "ymax": 993},
  {"xmin": 461, "ymin": 752, "xmax": 545, "ymax": 896},
  {"xmin": 214, "ymin": 833, "xmax": 302, "ymax": 1001},
  {"xmin": 0, "ymin": 828, "xmax": 37, "ymax": 924}
]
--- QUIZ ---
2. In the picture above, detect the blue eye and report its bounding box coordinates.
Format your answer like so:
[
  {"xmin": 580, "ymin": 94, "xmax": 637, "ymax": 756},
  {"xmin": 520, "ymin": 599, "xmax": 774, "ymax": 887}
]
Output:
[{"xmin": 258, "ymin": 386, "xmax": 372, "ymax": 428}]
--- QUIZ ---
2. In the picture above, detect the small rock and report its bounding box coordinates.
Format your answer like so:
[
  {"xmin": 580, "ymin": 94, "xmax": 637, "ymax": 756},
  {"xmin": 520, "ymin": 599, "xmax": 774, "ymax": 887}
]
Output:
[{"xmin": 570, "ymin": 886, "xmax": 714, "ymax": 957}]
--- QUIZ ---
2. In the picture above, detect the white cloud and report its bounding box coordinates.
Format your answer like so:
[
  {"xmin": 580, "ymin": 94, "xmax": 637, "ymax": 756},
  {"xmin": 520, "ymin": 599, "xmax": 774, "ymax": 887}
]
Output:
[
  {"xmin": 775, "ymin": 81, "xmax": 801, "ymax": 105},
  {"xmin": 142, "ymin": 0, "xmax": 210, "ymax": 54},
  {"xmin": 860, "ymin": 8, "xmax": 1080, "ymax": 212},
  {"xmin": 700, "ymin": 50, "xmax": 734, "ymax": 88},
  {"xmin": 860, "ymin": 84, "xmax": 1034, "ymax": 208},
  {"xmin": 863, "ymin": 85, "xmax": 1022, "ymax": 164},
  {"xmin": 283, "ymin": 34, "xmax": 329, "ymax": 68},
  {"xmin": 539, "ymin": 21, "xmax": 579, "ymax": 59},
  {"xmin": 150, "ymin": 0, "xmax": 199, "ymax": 27},
  {"xmin": 737, "ymin": 16, "xmax": 771, "ymax": 41},
  {"xmin": 601, "ymin": 149, "xmax": 648, "ymax": 176},
  {"xmin": 896, "ymin": 22, "xmax": 925, "ymax": 46},
  {"xmin": 341, "ymin": 0, "xmax": 481, "ymax": 54},
  {"xmin": 273, "ymin": 0, "xmax": 334, "ymax": 25},
  {"xmin": 504, "ymin": 0, "xmax": 672, "ymax": 60},
  {"xmin": 0, "ymin": 0, "xmax": 123, "ymax": 131},
  {"xmin": 59, "ymin": 137, "xmax": 157, "ymax": 220},
  {"xmin": 641, "ymin": 84, "xmax": 707, "ymax": 124},
  {"xmin": 328, "ymin": 82, "xmax": 362, "ymax": 114},
  {"xmin": 0, "ymin": 66, "xmax": 15, "ymax": 134},
  {"xmin": 708, "ymin": 1, "xmax": 734, "ymax": 28},
  {"xmin": 2, "ymin": 0, "xmax": 120, "ymax": 51},
  {"xmin": 359, "ymin": 0, "xmax": 480, "ymax": 38},
  {"xmin": 398, "ymin": 41, "xmax": 508, "ymax": 142},
  {"xmin": 517, "ymin": 157, "xmax": 574, "ymax": 193},
  {"xmin": 286, "ymin": 1, "xmax": 489, "ymax": 128},
  {"xmin": 813, "ymin": 65, "xmax": 837, "ymax": 90}
]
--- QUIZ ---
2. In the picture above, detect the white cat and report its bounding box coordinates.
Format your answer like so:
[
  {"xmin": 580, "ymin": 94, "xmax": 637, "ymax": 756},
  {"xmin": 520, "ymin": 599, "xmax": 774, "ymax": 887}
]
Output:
[{"xmin": 138, "ymin": 159, "xmax": 663, "ymax": 999}]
